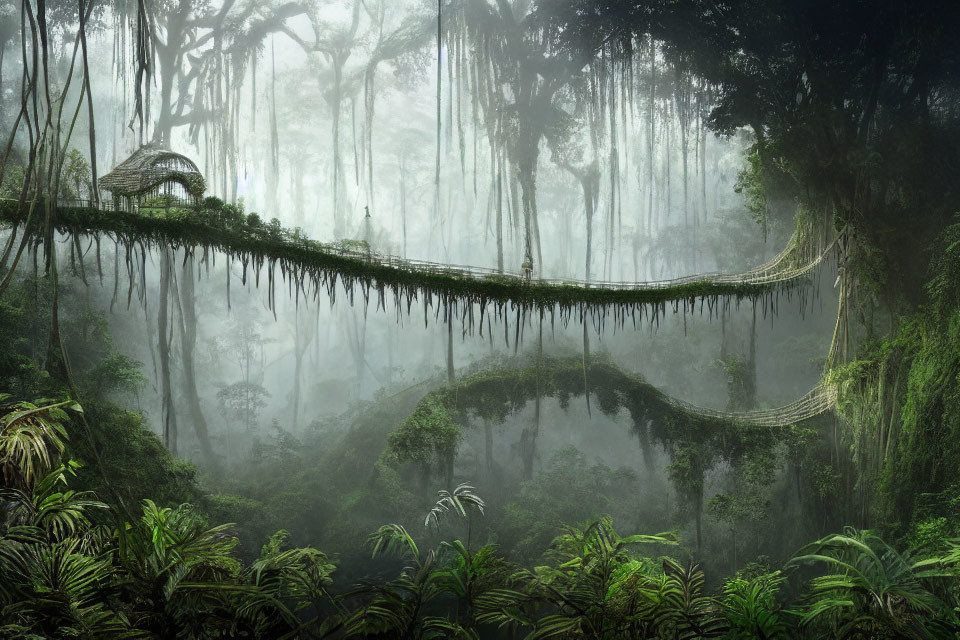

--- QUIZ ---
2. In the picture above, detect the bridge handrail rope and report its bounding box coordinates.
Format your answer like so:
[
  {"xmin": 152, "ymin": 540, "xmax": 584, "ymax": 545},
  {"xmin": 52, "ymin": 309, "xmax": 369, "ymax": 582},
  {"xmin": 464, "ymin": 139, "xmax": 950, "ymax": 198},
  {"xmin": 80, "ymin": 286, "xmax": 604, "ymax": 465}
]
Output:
[
  {"xmin": 665, "ymin": 383, "xmax": 838, "ymax": 427},
  {"xmin": 29, "ymin": 198, "xmax": 841, "ymax": 292},
  {"xmin": 335, "ymin": 222, "xmax": 840, "ymax": 291},
  {"xmin": 1, "ymin": 199, "xmax": 843, "ymax": 303},
  {"xmin": 670, "ymin": 231, "xmax": 848, "ymax": 427}
]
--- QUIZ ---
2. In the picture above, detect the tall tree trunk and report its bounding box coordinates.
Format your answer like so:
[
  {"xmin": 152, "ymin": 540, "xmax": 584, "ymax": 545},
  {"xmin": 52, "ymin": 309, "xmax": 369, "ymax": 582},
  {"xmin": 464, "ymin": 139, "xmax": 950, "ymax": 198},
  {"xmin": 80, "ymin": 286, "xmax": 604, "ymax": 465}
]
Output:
[
  {"xmin": 528, "ymin": 323, "xmax": 544, "ymax": 479},
  {"xmin": 179, "ymin": 256, "xmax": 213, "ymax": 462},
  {"xmin": 447, "ymin": 308, "xmax": 455, "ymax": 384},
  {"xmin": 331, "ymin": 57, "xmax": 346, "ymax": 235},
  {"xmin": 153, "ymin": 39, "xmax": 178, "ymax": 145},
  {"xmin": 292, "ymin": 314, "xmax": 305, "ymax": 429},
  {"xmin": 647, "ymin": 37, "xmax": 656, "ymax": 238},
  {"xmin": 585, "ymin": 183, "xmax": 594, "ymax": 281},
  {"xmin": 582, "ymin": 321, "xmax": 591, "ymax": 417},
  {"xmin": 700, "ymin": 89, "xmax": 708, "ymax": 224},
  {"xmin": 0, "ymin": 40, "xmax": 5, "ymax": 126},
  {"xmin": 158, "ymin": 248, "xmax": 178, "ymax": 455},
  {"xmin": 77, "ymin": 0, "xmax": 98, "ymax": 205},
  {"xmin": 517, "ymin": 157, "xmax": 539, "ymax": 273},
  {"xmin": 269, "ymin": 38, "xmax": 279, "ymax": 212},
  {"xmin": 399, "ymin": 153, "xmax": 407, "ymax": 257},
  {"xmin": 434, "ymin": 0, "xmax": 442, "ymax": 220},
  {"xmin": 495, "ymin": 156, "xmax": 504, "ymax": 272},
  {"xmin": 665, "ymin": 101, "xmax": 672, "ymax": 225}
]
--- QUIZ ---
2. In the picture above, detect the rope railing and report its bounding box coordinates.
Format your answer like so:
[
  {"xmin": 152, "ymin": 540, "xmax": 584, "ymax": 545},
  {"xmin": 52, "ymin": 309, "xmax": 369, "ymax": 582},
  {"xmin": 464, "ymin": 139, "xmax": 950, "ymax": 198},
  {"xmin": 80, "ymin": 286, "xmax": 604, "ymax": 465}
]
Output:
[
  {"xmin": 329, "ymin": 231, "xmax": 841, "ymax": 292},
  {"xmin": 39, "ymin": 198, "xmax": 841, "ymax": 295},
  {"xmin": 668, "ymin": 383, "xmax": 838, "ymax": 427}
]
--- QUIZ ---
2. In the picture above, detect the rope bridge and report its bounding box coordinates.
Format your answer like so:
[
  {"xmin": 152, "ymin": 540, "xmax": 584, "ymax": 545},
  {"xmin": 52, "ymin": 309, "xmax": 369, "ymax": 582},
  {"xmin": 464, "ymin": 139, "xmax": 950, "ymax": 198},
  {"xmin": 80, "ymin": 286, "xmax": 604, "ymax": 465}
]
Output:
[
  {"xmin": 388, "ymin": 359, "xmax": 838, "ymax": 472},
  {"xmin": 0, "ymin": 200, "xmax": 841, "ymax": 320},
  {"xmin": 669, "ymin": 383, "xmax": 837, "ymax": 427}
]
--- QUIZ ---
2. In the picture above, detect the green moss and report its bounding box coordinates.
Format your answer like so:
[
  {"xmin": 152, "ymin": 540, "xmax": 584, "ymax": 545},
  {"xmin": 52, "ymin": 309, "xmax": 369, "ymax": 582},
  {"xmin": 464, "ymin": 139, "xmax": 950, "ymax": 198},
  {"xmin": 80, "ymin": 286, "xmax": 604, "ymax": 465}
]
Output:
[
  {"xmin": 827, "ymin": 221, "xmax": 960, "ymax": 531},
  {"xmin": 385, "ymin": 356, "xmax": 797, "ymax": 472},
  {"xmin": 385, "ymin": 394, "xmax": 461, "ymax": 466},
  {"xmin": 0, "ymin": 200, "xmax": 810, "ymax": 323},
  {"xmin": 734, "ymin": 150, "xmax": 767, "ymax": 228},
  {"xmin": 74, "ymin": 403, "xmax": 202, "ymax": 508}
]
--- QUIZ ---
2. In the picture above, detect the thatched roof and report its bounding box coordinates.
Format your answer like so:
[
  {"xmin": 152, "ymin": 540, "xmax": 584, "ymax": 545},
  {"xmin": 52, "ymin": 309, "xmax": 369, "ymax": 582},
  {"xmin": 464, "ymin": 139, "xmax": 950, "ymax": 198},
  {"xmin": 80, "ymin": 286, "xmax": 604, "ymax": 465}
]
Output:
[{"xmin": 99, "ymin": 144, "xmax": 205, "ymax": 198}]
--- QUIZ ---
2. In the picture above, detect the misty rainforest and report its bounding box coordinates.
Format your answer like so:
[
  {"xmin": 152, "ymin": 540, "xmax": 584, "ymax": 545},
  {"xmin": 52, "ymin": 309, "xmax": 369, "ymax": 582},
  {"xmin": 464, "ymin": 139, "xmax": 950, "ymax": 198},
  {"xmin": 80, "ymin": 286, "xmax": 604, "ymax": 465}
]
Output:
[{"xmin": 1, "ymin": 0, "xmax": 959, "ymax": 637}]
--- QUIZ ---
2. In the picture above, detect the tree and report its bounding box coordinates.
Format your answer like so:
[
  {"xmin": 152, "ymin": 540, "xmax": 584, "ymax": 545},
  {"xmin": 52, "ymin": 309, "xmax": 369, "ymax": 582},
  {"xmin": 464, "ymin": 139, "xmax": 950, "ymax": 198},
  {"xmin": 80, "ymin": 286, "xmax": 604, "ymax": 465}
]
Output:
[
  {"xmin": 280, "ymin": 0, "xmax": 432, "ymax": 235},
  {"xmin": 59, "ymin": 149, "xmax": 91, "ymax": 201},
  {"xmin": 217, "ymin": 381, "xmax": 270, "ymax": 433}
]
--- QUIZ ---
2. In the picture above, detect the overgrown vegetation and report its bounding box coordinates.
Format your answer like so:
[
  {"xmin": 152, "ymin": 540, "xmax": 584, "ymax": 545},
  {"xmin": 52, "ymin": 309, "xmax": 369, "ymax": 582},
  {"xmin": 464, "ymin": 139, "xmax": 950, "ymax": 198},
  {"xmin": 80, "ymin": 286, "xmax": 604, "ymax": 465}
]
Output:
[
  {"xmin": 0, "ymin": 198, "xmax": 824, "ymax": 329},
  {"xmin": 2, "ymin": 396, "xmax": 958, "ymax": 638},
  {"xmin": 2, "ymin": 0, "xmax": 960, "ymax": 636}
]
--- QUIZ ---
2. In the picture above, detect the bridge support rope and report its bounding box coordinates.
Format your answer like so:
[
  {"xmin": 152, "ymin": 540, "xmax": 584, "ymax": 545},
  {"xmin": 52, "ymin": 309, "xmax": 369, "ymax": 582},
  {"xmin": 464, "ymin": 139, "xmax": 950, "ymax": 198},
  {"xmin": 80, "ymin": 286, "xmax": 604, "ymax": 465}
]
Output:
[{"xmin": 0, "ymin": 200, "xmax": 843, "ymax": 326}]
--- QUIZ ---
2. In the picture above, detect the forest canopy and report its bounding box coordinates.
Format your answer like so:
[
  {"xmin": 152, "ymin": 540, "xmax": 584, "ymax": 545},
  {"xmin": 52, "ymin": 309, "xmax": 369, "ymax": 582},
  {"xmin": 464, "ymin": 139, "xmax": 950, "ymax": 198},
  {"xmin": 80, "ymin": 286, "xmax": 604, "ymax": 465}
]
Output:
[{"xmin": 1, "ymin": 0, "xmax": 960, "ymax": 637}]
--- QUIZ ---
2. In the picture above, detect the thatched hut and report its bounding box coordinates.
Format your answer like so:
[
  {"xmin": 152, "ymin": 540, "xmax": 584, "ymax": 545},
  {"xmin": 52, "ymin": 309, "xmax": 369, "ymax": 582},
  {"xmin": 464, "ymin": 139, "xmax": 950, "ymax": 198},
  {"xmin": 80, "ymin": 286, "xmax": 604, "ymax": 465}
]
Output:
[{"xmin": 99, "ymin": 144, "xmax": 205, "ymax": 211}]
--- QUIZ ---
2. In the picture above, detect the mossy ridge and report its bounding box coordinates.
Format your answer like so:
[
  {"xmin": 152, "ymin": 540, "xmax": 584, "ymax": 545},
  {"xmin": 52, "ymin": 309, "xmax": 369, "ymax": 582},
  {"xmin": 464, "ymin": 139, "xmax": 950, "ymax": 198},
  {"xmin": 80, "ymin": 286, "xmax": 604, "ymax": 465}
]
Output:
[
  {"xmin": 384, "ymin": 355, "xmax": 818, "ymax": 473},
  {"xmin": 0, "ymin": 200, "xmax": 824, "ymax": 330}
]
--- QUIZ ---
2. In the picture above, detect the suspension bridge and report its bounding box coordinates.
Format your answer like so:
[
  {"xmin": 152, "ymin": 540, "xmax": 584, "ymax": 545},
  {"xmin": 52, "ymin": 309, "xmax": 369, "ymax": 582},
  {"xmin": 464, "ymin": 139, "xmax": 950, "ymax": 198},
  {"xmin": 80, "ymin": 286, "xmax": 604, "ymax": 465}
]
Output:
[
  {"xmin": 667, "ymin": 383, "xmax": 837, "ymax": 427},
  {"xmin": 0, "ymin": 200, "xmax": 843, "ymax": 320}
]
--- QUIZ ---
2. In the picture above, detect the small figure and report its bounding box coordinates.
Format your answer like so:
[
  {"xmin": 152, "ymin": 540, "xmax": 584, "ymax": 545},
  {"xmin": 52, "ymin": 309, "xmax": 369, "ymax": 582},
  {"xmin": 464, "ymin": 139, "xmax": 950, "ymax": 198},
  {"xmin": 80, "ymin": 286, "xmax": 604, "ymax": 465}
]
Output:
[{"xmin": 521, "ymin": 251, "xmax": 533, "ymax": 283}]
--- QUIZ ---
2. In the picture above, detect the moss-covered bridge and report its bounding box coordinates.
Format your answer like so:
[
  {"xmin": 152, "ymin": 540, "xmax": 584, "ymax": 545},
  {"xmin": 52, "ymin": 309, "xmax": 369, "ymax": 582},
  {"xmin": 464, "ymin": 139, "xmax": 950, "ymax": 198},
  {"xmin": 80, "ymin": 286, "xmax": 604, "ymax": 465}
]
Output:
[{"xmin": 0, "ymin": 200, "xmax": 841, "ymax": 329}]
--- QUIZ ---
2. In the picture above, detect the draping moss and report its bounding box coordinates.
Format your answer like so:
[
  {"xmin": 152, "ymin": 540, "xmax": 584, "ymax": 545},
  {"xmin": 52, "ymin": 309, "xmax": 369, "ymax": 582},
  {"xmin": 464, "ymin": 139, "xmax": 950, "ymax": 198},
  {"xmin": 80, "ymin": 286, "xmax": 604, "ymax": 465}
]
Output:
[{"xmin": 0, "ymin": 200, "xmax": 825, "ymax": 332}]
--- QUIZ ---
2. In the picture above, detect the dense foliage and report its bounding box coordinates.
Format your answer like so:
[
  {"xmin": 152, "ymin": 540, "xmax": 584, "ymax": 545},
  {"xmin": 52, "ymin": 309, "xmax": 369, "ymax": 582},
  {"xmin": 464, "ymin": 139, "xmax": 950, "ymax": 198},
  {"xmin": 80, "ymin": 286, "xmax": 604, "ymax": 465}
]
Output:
[
  {"xmin": 1, "ymin": 397, "xmax": 958, "ymax": 638},
  {"xmin": 2, "ymin": 0, "xmax": 960, "ymax": 636}
]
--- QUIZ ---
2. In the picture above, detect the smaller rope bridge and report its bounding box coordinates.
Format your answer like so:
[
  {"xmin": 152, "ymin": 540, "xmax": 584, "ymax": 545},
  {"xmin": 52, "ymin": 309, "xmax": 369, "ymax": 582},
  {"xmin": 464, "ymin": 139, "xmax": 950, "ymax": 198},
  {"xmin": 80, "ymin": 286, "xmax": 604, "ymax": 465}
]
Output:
[{"xmin": 669, "ymin": 383, "xmax": 837, "ymax": 427}]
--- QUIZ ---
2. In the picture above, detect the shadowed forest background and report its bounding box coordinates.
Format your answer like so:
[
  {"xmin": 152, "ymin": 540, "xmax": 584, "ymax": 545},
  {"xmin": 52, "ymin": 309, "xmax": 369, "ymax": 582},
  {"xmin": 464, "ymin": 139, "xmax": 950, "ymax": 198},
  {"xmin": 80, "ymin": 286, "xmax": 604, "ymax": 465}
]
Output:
[{"xmin": 1, "ymin": 0, "xmax": 960, "ymax": 637}]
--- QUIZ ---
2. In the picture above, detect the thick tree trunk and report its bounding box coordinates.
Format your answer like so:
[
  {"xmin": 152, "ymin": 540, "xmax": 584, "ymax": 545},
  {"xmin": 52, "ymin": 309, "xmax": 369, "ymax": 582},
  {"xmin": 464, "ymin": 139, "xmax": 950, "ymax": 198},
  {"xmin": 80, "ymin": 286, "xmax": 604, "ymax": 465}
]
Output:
[
  {"xmin": 331, "ymin": 58, "xmax": 346, "ymax": 235},
  {"xmin": 153, "ymin": 35, "xmax": 179, "ymax": 145},
  {"xmin": 77, "ymin": 0, "xmax": 98, "ymax": 205},
  {"xmin": 517, "ymin": 155, "xmax": 539, "ymax": 273}
]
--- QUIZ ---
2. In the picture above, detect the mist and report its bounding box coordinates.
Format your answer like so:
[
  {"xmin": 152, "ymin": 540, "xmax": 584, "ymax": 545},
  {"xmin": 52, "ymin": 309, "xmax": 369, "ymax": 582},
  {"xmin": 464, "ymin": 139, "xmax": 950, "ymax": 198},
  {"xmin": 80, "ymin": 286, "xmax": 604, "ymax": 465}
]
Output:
[{"xmin": 1, "ymin": 0, "xmax": 959, "ymax": 637}]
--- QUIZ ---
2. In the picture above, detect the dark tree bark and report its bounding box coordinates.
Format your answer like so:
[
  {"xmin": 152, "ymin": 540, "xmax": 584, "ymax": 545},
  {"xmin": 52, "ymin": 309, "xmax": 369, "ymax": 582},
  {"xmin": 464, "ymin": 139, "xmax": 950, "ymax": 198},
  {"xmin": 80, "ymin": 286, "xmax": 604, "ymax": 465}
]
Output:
[{"xmin": 77, "ymin": 0, "xmax": 97, "ymax": 205}]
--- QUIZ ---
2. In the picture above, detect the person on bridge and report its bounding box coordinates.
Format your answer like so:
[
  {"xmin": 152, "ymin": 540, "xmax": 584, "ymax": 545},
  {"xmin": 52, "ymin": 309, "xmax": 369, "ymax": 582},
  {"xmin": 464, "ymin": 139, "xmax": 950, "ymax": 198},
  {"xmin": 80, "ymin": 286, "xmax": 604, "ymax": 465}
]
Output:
[{"xmin": 521, "ymin": 253, "xmax": 533, "ymax": 283}]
